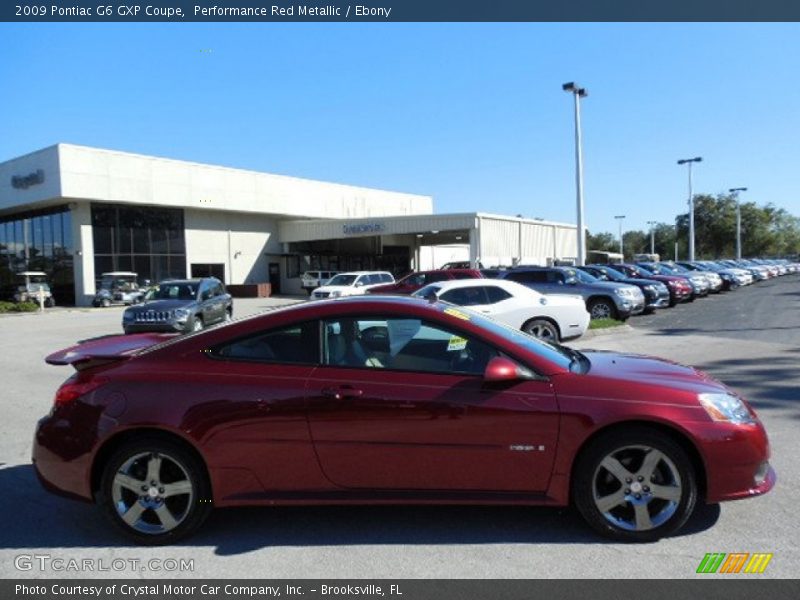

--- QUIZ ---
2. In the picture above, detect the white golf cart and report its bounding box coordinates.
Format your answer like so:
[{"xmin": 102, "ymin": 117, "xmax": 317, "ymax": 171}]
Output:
[
  {"xmin": 14, "ymin": 271, "xmax": 55, "ymax": 307},
  {"xmin": 92, "ymin": 272, "xmax": 145, "ymax": 308}
]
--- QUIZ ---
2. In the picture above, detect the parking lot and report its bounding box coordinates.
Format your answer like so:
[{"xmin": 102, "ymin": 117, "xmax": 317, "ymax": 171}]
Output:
[{"xmin": 1, "ymin": 276, "xmax": 798, "ymax": 579}]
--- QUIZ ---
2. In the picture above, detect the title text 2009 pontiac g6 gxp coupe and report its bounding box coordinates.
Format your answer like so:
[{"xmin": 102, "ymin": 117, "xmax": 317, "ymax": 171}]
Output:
[{"xmin": 33, "ymin": 296, "xmax": 775, "ymax": 544}]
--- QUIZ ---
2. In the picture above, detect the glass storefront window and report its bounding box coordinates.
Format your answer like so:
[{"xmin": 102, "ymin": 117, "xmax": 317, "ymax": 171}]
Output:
[
  {"xmin": 0, "ymin": 205, "xmax": 74, "ymax": 304},
  {"xmin": 91, "ymin": 203, "xmax": 186, "ymax": 288}
]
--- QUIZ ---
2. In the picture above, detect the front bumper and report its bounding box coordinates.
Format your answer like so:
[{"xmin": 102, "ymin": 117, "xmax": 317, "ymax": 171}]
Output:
[
  {"xmin": 123, "ymin": 321, "xmax": 188, "ymax": 334},
  {"xmin": 686, "ymin": 419, "xmax": 776, "ymax": 503}
]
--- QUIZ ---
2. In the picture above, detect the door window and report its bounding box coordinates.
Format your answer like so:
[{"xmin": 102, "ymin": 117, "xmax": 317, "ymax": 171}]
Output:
[
  {"xmin": 211, "ymin": 321, "xmax": 319, "ymax": 364},
  {"xmin": 322, "ymin": 317, "xmax": 496, "ymax": 376}
]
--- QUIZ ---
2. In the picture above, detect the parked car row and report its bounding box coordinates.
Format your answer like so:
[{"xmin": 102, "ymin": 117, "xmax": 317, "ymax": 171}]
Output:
[{"xmin": 301, "ymin": 258, "xmax": 798, "ymax": 343}]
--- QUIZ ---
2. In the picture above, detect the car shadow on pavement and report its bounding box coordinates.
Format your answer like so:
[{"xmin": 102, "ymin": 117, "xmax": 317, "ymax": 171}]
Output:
[
  {"xmin": 693, "ymin": 354, "xmax": 800, "ymax": 414},
  {"xmin": 2, "ymin": 463, "xmax": 720, "ymax": 553}
]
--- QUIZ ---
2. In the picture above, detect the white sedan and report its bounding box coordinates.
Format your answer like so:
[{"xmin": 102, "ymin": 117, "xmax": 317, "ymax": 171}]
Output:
[{"xmin": 414, "ymin": 278, "xmax": 590, "ymax": 342}]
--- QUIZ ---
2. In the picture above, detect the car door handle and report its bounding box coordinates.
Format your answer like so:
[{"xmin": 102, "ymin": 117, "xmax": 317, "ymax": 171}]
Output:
[{"xmin": 321, "ymin": 386, "xmax": 363, "ymax": 400}]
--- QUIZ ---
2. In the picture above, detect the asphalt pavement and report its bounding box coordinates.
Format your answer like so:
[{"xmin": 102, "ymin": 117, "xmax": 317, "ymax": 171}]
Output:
[{"xmin": 1, "ymin": 279, "xmax": 798, "ymax": 579}]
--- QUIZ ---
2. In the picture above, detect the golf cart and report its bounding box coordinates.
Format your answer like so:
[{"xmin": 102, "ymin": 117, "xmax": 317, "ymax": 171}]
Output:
[
  {"xmin": 14, "ymin": 271, "xmax": 55, "ymax": 307},
  {"xmin": 92, "ymin": 272, "xmax": 145, "ymax": 307}
]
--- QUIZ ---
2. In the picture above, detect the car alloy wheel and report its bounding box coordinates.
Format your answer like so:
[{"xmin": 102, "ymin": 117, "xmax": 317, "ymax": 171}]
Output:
[
  {"xmin": 522, "ymin": 319, "xmax": 560, "ymax": 342},
  {"xmin": 192, "ymin": 317, "xmax": 203, "ymax": 332},
  {"xmin": 102, "ymin": 298, "xmax": 111, "ymax": 308},
  {"xmin": 588, "ymin": 298, "xmax": 616, "ymax": 320},
  {"xmin": 98, "ymin": 438, "xmax": 212, "ymax": 544},
  {"xmin": 573, "ymin": 428, "xmax": 697, "ymax": 542}
]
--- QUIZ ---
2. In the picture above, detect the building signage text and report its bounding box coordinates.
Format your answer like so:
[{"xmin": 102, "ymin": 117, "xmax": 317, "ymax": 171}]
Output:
[
  {"xmin": 342, "ymin": 222, "xmax": 386, "ymax": 235},
  {"xmin": 11, "ymin": 169, "xmax": 45, "ymax": 190}
]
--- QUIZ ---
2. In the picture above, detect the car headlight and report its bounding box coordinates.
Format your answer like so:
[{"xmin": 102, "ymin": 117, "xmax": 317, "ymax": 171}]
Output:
[
  {"xmin": 329, "ymin": 291, "xmax": 342, "ymax": 298},
  {"xmin": 174, "ymin": 308, "xmax": 190, "ymax": 321},
  {"xmin": 614, "ymin": 288, "xmax": 634, "ymax": 297},
  {"xmin": 698, "ymin": 392, "xmax": 755, "ymax": 425},
  {"xmin": 122, "ymin": 311, "xmax": 135, "ymax": 322}
]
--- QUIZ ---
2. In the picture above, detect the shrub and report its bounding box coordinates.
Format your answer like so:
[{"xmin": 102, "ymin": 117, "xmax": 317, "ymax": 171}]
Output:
[{"xmin": 0, "ymin": 301, "xmax": 40, "ymax": 313}]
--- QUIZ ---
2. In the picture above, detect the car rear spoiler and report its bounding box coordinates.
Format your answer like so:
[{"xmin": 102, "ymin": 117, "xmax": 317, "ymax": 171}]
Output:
[{"xmin": 45, "ymin": 333, "xmax": 176, "ymax": 370}]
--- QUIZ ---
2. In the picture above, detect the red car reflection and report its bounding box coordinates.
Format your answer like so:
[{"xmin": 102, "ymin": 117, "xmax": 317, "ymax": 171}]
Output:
[{"xmin": 33, "ymin": 296, "xmax": 774, "ymax": 544}]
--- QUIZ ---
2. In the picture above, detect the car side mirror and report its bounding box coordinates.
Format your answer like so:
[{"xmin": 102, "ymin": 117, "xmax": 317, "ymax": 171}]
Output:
[{"xmin": 483, "ymin": 356, "xmax": 536, "ymax": 382}]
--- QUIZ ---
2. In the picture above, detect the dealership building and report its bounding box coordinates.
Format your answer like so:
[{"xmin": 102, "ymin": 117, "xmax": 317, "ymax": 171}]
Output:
[{"xmin": 0, "ymin": 144, "xmax": 578, "ymax": 305}]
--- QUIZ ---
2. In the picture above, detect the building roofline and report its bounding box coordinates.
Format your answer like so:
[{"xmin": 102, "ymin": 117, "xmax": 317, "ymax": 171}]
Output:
[{"xmin": 2, "ymin": 143, "xmax": 431, "ymax": 201}]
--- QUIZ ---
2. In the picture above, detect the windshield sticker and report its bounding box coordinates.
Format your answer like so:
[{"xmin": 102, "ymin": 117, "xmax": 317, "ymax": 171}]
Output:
[
  {"xmin": 444, "ymin": 307, "xmax": 471, "ymax": 321},
  {"xmin": 447, "ymin": 336, "xmax": 468, "ymax": 352}
]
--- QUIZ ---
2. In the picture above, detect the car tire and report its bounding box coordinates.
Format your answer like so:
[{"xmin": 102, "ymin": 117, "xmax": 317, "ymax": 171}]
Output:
[
  {"xmin": 522, "ymin": 318, "xmax": 561, "ymax": 342},
  {"xmin": 191, "ymin": 316, "xmax": 204, "ymax": 332},
  {"xmin": 224, "ymin": 310, "xmax": 232, "ymax": 323},
  {"xmin": 97, "ymin": 437, "xmax": 212, "ymax": 545},
  {"xmin": 44, "ymin": 298, "xmax": 55, "ymax": 308},
  {"xmin": 573, "ymin": 427, "xmax": 697, "ymax": 542},
  {"xmin": 102, "ymin": 298, "xmax": 111, "ymax": 308},
  {"xmin": 588, "ymin": 298, "xmax": 618, "ymax": 320}
]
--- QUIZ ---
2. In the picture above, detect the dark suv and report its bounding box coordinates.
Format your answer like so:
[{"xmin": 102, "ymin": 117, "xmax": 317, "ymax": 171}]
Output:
[{"xmin": 122, "ymin": 278, "xmax": 233, "ymax": 334}]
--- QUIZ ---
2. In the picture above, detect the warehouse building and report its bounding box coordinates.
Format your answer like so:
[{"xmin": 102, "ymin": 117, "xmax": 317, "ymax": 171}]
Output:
[{"xmin": 0, "ymin": 144, "xmax": 578, "ymax": 305}]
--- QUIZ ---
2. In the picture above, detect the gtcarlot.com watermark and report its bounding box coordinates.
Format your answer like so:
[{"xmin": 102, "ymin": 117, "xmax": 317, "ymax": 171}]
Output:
[{"xmin": 14, "ymin": 554, "xmax": 194, "ymax": 573}]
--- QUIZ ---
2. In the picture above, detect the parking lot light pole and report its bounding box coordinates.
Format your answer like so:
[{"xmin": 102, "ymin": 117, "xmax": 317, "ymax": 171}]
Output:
[
  {"xmin": 563, "ymin": 82, "xmax": 588, "ymax": 265},
  {"xmin": 647, "ymin": 221, "xmax": 657, "ymax": 255},
  {"xmin": 677, "ymin": 157, "xmax": 702, "ymax": 261},
  {"xmin": 729, "ymin": 187, "xmax": 747, "ymax": 260},
  {"xmin": 614, "ymin": 215, "xmax": 626, "ymax": 257}
]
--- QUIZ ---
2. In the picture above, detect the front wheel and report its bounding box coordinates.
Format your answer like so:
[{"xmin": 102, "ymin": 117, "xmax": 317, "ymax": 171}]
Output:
[
  {"xmin": 573, "ymin": 428, "xmax": 697, "ymax": 542},
  {"xmin": 97, "ymin": 438, "xmax": 212, "ymax": 544},
  {"xmin": 102, "ymin": 297, "xmax": 111, "ymax": 308},
  {"xmin": 522, "ymin": 318, "xmax": 561, "ymax": 342},
  {"xmin": 191, "ymin": 316, "xmax": 204, "ymax": 333},
  {"xmin": 588, "ymin": 298, "xmax": 618, "ymax": 320}
]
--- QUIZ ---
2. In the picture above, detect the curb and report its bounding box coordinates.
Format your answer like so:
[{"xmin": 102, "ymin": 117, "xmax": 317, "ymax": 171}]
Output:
[{"xmin": 582, "ymin": 323, "xmax": 635, "ymax": 338}]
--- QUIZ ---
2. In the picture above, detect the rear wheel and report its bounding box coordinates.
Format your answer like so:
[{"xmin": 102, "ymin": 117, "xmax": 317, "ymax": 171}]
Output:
[
  {"xmin": 102, "ymin": 297, "xmax": 111, "ymax": 308},
  {"xmin": 97, "ymin": 437, "xmax": 212, "ymax": 545},
  {"xmin": 522, "ymin": 318, "xmax": 561, "ymax": 342},
  {"xmin": 573, "ymin": 428, "xmax": 697, "ymax": 542}
]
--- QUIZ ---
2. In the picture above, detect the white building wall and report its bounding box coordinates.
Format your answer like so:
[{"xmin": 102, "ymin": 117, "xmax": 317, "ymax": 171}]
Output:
[
  {"xmin": 184, "ymin": 209, "xmax": 281, "ymax": 286},
  {"xmin": 418, "ymin": 244, "xmax": 470, "ymax": 271},
  {"xmin": 56, "ymin": 144, "xmax": 433, "ymax": 220}
]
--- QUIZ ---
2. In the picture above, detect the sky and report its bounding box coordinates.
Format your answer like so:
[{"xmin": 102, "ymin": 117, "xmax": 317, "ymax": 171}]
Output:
[{"xmin": 2, "ymin": 23, "xmax": 800, "ymax": 235}]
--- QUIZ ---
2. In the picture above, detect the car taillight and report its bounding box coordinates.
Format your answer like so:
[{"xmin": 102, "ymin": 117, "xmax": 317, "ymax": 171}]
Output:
[{"xmin": 53, "ymin": 375, "xmax": 107, "ymax": 408}]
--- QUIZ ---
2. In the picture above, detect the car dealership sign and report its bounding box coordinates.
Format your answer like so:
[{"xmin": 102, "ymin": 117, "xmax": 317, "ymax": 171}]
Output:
[
  {"xmin": 11, "ymin": 169, "xmax": 45, "ymax": 189},
  {"xmin": 342, "ymin": 222, "xmax": 386, "ymax": 235}
]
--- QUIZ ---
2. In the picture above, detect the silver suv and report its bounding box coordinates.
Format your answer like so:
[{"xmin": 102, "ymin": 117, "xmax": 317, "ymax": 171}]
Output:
[{"xmin": 500, "ymin": 266, "xmax": 645, "ymax": 320}]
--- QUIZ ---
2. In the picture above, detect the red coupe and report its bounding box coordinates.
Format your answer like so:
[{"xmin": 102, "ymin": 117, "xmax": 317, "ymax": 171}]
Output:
[{"xmin": 34, "ymin": 296, "xmax": 774, "ymax": 544}]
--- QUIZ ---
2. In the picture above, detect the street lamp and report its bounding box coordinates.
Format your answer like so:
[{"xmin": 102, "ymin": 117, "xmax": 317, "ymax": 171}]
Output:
[
  {"xmin": 677, "ymin": 157, "xmax": 702, "ymax": 261},
  {"xmin": 646, "ymin": 220, "xmax": 657, "ymax": 255},
  {"xmin": 614, "ymin": 215, "xmax": 626, "ymax": 257},
  {"xmin": 563, "ymin": 81, "xmax": 588, "ymax": 265},
  {"xmin": 729, "ymin": 187, "xmax": 748, "ymax": 260}
]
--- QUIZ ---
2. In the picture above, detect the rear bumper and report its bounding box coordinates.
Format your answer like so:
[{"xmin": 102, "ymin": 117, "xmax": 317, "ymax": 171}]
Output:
[{"xmin": 32, "ymin": 415, "xmax": 95, "ymax": 502}]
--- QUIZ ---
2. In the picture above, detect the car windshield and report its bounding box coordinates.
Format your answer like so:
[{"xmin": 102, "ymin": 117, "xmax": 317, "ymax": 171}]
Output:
[
  {"xmin": 568, "ymin": 268, "xmax": 597, "ymax": 283},
  {"xmin": 435, "ymin": 302, "xmax": 581, "ymax": 373},
  {"xmin": 628, "ymin": 264, "xmax": 653, "ymax": 276},
  {"xmin": 151, "ymin": 283, "xmax": 197, "ymax": 300},
  {"xmin": 601, "ymin": 266, "xmax": 627, "ymax": 280},
  {"xmin": 327, "ymin": 274, "xmax": 358, "ymax": 286},
  {"xmin": 414, "ymin": 284, "xmax": 443, "ymax": 299}
]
